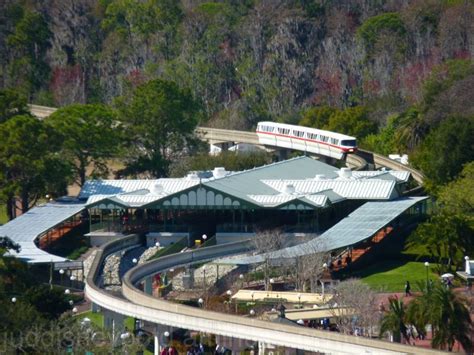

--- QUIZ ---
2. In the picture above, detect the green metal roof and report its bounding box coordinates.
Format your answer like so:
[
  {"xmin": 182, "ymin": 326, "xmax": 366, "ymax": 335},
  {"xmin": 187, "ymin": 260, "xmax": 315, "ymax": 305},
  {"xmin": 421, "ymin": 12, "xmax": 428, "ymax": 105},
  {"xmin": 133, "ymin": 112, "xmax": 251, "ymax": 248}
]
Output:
[{"xmin": 203, "ymin": 156, "xmax": 338, "ymax": 203}]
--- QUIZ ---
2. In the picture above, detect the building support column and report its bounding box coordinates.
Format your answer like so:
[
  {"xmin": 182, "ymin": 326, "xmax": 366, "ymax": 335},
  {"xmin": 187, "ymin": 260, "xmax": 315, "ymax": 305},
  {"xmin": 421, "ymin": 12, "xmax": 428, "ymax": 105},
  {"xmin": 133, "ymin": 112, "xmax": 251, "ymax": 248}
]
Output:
[{"xmin": 145, "ymin": 276, "xmax": 153, "ymax": 295}]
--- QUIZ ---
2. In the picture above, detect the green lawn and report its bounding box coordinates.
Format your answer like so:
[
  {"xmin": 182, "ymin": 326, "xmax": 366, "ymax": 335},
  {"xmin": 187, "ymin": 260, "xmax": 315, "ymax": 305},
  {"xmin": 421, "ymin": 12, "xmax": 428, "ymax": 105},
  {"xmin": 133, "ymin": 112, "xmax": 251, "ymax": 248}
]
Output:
[
  {"xmin": 0, "ymin": 205, "xmax": 8, "ymax": 225},
  {"xmin": 76, "ymin": 310, "xmax": 136, "ymax": 331},
  {"xmin": 77, "ymin": 310, "xmax": 104, "ymax": 328},
  {"xmin": 355, "ymin": 260, "xmax": 439, "ymax": 292}
]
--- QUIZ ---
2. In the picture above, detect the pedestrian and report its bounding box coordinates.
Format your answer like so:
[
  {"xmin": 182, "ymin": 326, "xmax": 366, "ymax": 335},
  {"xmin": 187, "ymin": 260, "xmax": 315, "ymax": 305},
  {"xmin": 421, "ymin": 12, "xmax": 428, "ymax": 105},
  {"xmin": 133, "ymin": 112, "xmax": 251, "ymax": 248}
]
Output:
[{"xmin": 405, "ymin": 281, "xmax": 411, "ymax": 296}]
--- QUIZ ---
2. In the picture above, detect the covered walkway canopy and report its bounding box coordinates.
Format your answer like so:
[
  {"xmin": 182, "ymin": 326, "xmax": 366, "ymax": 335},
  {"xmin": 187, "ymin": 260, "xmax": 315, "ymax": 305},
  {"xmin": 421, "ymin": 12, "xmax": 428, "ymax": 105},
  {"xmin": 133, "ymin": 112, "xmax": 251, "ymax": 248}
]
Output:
[
  {"xmin": 0, "ymin": 202, "xmax": 85, "ymax": 263},
  {"xmin": 217, "ymin": 196, "xmax": 428, "ymax": 265}
]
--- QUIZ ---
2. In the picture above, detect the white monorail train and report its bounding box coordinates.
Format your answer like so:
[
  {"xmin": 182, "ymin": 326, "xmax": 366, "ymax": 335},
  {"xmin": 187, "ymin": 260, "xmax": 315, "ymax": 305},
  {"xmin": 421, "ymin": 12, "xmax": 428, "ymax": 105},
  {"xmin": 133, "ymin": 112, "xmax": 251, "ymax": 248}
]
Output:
[{"xmin": 256, "ymin": 121, "xmax": 358, "ymax": 160}]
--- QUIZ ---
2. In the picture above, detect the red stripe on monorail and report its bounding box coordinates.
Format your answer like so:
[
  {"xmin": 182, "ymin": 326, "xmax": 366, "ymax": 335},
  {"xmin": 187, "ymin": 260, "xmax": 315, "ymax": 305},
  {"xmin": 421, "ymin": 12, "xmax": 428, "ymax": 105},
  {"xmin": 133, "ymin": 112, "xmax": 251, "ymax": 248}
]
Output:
[{"xmin": 256, "ymin": 130, "xmax": 357, "ymax": 153}]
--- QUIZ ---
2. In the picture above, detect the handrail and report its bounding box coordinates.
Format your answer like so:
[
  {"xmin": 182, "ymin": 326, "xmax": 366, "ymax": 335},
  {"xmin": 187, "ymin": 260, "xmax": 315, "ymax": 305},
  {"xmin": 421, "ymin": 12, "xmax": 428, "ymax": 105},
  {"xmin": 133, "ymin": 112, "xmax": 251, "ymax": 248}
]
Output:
[{"xmin": 85, "ymin": 235, "xmax": 442, "ymax": 354}]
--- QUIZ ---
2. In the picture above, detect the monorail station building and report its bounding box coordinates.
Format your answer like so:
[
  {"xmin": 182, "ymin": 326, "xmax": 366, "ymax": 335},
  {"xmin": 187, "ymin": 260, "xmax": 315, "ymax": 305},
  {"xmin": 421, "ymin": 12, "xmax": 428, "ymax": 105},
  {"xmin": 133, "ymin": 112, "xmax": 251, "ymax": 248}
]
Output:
[
  {"xmin": 80, "ymin": 156, "xmax": 422, "ymax": 248},
  {"xmin": 0, "ymin": 156, "xmax": 426, "ymax": 264}
]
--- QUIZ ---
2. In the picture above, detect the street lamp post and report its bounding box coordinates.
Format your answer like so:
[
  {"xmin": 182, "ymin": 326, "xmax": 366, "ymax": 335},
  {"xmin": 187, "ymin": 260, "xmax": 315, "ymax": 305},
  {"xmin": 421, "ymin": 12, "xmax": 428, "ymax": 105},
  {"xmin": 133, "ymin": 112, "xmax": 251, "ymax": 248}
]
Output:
[
  {"xmin": 251, "ymin": 291, "xmax": 255, "ymax": 303},
  {"xmin": 297, "ymin": 293, "xmax": 302, "ymax": 307},
  {"xmin": 198, "ymin": 298, "xmax": 204, "ymax": 308},
  {"xmin": 226, "ymin": 290, "xmax": 232, "ymax": 312},
  {"xmin": 202, "ymin": 266, "xmax": 206, "ymax": 289},
  {"xmin": 322, "ymin": 263, "xmax": 328, "ymax": 300},
  {"xmin": 239, "ymin": 273, "xmax": 244, "ymax": 289},
  {"xmin": 59, "ymin": 269, "xmax": 65, "ymax": 286}
]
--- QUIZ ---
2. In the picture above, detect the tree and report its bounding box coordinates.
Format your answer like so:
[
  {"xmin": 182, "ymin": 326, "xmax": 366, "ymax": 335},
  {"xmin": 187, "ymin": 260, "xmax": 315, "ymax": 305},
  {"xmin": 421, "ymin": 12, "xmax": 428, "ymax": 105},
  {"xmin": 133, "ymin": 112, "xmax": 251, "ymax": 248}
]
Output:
[
  {"xmin": 297, "ymin": 106, "xmax": 378, "ymax": 140},
  {"xmin": 252, "ymin": 229, "xmax": 285, "ymax": 291},
  {"xmin": 325, "ymin": 106, "xmax": 378, "ymax": 139},
  {"xmin": 437, "ymin": 162, "xmax": 474, "ymax": 218},
  {"xmin": 6, "ymin": 8, "xmax": 51, "ymax": 97},
  {"xmin": 280, "ymin": 240, "xmax": 328, "ymax": 292},
  {"xmin": 412, "ymin": 115, "xmax": 474, "ymax": 189},
  {"xmin": 0, "ymin": 88, "xmax": 28, "ymax": 123},
  {"xmin": 408, "ymin": 162, "xmax": 474, "ymax": 272},
  {"xmin": 409, "ymin": 212, "xmax": 472, "ymax": 273},
  {"xmin": 0, "ymin": 115, "xmax": 71, "ymax": 217},
  {"xmin": 24, "ymin": 285, "xmax": 70, "ymax": 320},
  {"xmin": 116, "ymin": 79, "xmax": 201, "ymax": 177},
  {"xmin": 0, "ymin": 236, "xmax": 20, "ymax": 255},
  {"xmin": 330, "ymin": 279, "xmax": 378, "ymax": 336},
  {"xmin": 408, "ymin": 282, "xmax": 472, "ymax": 352},
  {"xmin": 46, "ymin": 104, "xmax": 122, "ymax": 186},
  {"xmin": 380, "ymin": 296, "xmax": 410, "ymax": 343},
  {"xmin": 299, "ymin": 106, "xmax": 336, "ymax": 129}
]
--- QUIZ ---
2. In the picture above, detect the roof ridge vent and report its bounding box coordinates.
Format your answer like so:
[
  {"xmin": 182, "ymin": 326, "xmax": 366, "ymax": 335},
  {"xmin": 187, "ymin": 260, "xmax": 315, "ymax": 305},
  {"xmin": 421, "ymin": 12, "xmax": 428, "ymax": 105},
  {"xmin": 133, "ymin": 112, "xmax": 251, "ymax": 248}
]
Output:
[
  {"xmin": 338, "ymin": 167, "xmax": 352, "ymax": 179},
  {"xmin": 152, "ymin": 183, "xmax": 164, "ymax": 195},
  {"xmin": 315, "ymin": 174, "xmax": 326, "ymax": 180},
  {"xmin": 212, "ymin": 167, "xmax": 227, "ymax": 179},
  {"xmin": 186, "ymin": 172, "xmax": 200, "ymax": 181},
  {"xmin": 283, "ymin": 183, "xmax": 296, "ymax": 195}
]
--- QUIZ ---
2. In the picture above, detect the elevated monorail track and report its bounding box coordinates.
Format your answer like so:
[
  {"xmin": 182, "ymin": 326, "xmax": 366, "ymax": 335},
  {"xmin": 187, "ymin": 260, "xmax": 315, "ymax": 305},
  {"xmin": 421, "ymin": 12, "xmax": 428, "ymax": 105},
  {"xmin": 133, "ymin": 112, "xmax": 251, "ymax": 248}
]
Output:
[
  {"xmin": 28, "ymin": 105, "xmax": 424, "ymax": 186},
  {"xmin": 85, "ymin": 235, "xmax": 441, "ymax": 354}
]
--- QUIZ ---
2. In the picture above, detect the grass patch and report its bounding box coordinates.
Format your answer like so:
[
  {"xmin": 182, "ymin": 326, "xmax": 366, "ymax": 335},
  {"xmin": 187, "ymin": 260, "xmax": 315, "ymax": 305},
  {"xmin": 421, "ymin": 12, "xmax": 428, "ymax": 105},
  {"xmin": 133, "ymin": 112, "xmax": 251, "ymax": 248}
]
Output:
[
  {"xmin": 78, "ymin": 310, "xmax": 104, "ymax": 328},
  {"xmin": 77, "ymin": 311, "xmax": 136, "ymax": 331},
  {"xmin": 0, "ymin": 205, "xmax": 8, "ymax": 225},
  {"xmin": 355, "ymin": 260, "xmax": 439, "ymax": 292},
  {"xmin": 151, "ymin": 237, "xmax": 187, "ymax": 260}
]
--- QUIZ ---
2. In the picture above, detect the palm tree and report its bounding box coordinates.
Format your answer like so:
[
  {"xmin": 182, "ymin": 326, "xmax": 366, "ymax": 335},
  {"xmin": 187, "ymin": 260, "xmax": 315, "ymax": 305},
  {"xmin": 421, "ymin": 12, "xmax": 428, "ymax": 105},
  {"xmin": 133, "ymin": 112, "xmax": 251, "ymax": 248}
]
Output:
[
  {"xmin": 431, "ymin": 283, "xmax": 472, "ymax": 352},
  {"xmin": 408, "ymin": 282, "xmax": 472, "ymax": 352},
  {"xmin": 380, "ymin": 296, "xmax": 410, "ymax": 344}
]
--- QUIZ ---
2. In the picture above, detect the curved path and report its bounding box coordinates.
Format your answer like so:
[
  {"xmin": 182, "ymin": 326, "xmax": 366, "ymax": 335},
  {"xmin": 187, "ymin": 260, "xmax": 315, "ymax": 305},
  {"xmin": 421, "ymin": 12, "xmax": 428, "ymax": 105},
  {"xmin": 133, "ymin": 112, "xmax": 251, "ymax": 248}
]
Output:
[{"xmin": 85, "ymin": 235, "xmax": 441, "ymax": 354}]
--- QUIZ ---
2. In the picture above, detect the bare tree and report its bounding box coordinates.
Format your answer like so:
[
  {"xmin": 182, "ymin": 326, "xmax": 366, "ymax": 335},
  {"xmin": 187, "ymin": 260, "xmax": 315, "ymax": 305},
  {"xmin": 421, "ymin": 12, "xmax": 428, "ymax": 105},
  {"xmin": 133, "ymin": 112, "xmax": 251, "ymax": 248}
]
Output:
[
  {"xmin": 329, "ymin": 279, "xmax": 379, "ymax": 337},
  {"xmin": 294, "ymin": 241, "xmax": 329, "ymax": 292},
  {"xmin": 252, "ymin": 229, "xmax": 285, "ymax": 290}
]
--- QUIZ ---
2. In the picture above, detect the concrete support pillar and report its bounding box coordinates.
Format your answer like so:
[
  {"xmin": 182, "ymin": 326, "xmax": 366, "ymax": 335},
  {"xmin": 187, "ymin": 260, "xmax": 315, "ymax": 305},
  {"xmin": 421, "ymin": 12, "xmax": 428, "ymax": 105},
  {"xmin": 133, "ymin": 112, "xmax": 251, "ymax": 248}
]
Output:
[
  {"xmin": 258, "ymin": 341, "xmax": 265, "ymax": 355},
  {"xmin": 145, "ymin": 276, "xmax": 153, "ymax": 295},
  {"xmin": 91, "ymin": 302, "xmax": 100, "ymax": 312},
  {"xmin": 154, "ymin": 334, "xmax": 160, "ymax": 355},
  {"xmin": 182, "ymin": 267, "xmax": 194, "ymax": 289},
  {"xmin": 103, "ymin": 309, "xmax": 125, "ymax": 345}
]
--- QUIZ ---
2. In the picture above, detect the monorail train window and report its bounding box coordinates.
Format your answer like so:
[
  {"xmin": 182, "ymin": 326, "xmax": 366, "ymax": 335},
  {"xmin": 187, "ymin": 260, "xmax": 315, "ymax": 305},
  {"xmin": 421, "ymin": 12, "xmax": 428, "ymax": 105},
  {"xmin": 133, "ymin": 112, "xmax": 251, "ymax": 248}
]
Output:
[
  {"xmin": 293, "ymin": 130, "xmax": 304, "ymax": 137},
  {"xmin": 261, "ymin": 125, "xmax": 273, "ymax": 132},
  {"xmin": 341, "ymin": 139, "xmax": 357, "ymax": 147},
  {"xmin": 330, "ymin": 138, "xmax": 338, "ymax": 145},
  {"xmin": 321, "ymin": 135, "xmax": 329, "ymax": 142},
  {"xmin": 308, "ymin": 133, "xmax": 317, "ymax": 140}
]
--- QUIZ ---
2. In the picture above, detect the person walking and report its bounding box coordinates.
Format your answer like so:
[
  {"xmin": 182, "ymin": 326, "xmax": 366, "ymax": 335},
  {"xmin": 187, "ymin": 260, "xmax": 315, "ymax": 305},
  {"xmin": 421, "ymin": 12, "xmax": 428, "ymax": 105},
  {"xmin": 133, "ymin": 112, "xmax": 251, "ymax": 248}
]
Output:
[{"xmin": 405, "ymin": 281, "xmax": 411, "ymax": 296}]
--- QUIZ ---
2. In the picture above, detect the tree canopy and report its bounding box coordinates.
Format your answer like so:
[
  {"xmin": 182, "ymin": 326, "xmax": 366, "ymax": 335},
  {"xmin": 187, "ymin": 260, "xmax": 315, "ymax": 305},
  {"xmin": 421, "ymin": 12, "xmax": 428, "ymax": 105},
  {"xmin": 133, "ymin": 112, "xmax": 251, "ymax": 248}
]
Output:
[
  {"xmin": 412, "ymin": 115, "xmax": 474, "ymax": 189},
  {"xmin": 116, "ymin": 79, "xmax": 201, "ymax": 177},
  {"xmin": 0, "ymin": 89, "xmax": 28, "ymax": 123},
  {"xmin": 0, "ymin": 115, "xmax": 70, "ymax": 215},
  {"xmin": 298, "ymin": 106, "xmax": 377, "ymax": 139},
  {"xmin": 46, "ymin": 103, "xmax": 122, "ymax": 186}
]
